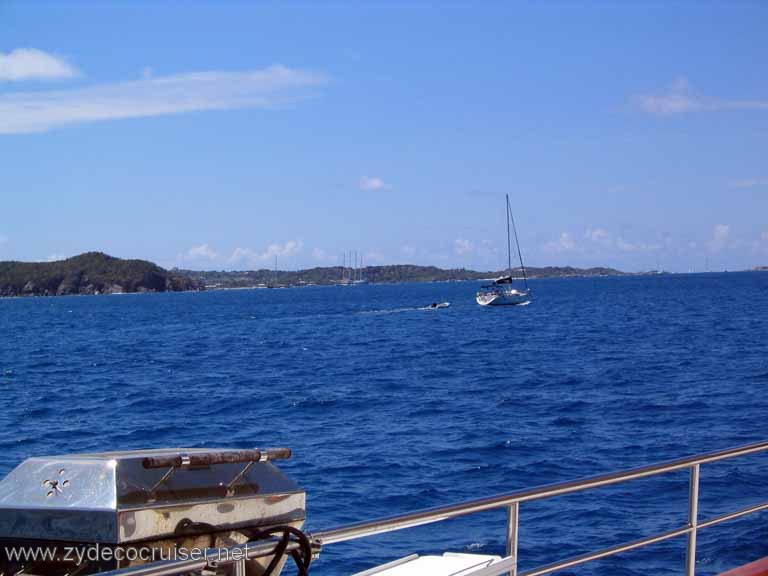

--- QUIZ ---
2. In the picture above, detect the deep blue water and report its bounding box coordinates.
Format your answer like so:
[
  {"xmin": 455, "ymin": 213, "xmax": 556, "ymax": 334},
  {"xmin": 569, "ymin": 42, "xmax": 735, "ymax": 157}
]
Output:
[{"xmin": 2, "ymin": 273, "xmax": 768, "ymax": 576}]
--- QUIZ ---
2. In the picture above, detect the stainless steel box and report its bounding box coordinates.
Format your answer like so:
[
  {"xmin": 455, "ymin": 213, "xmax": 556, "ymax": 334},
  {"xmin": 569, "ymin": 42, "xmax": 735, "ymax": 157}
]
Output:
[{"xmin": 0, "ymin": 448, "xmax": 305, "ymax": 545}]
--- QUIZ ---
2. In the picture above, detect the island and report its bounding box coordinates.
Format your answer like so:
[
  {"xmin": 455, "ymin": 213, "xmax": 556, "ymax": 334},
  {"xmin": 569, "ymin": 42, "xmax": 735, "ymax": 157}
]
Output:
[
  {"xmin": 0, "ymin": 252, "xmax": 202, "ymax": 297},
  {"xmin": 0, "ymin": 252, "xmax": 629, "ymax": 298},
  {"xmin": 174, "ymin": 264, "xmax": 625, "ymax": 290}
]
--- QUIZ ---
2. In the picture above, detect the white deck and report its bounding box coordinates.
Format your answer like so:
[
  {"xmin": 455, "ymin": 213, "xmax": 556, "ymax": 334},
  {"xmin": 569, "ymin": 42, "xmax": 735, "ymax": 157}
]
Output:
[{"xmin": 352, "ymin": 552, "xmax": 502, "ymax": 576}]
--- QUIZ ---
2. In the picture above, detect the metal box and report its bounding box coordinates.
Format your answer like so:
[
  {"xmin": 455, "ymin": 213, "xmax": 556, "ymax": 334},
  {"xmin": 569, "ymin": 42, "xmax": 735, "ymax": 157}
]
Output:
[{"xmin": 0, "ymin": 448, "xmax": 305, "ymax": 544}]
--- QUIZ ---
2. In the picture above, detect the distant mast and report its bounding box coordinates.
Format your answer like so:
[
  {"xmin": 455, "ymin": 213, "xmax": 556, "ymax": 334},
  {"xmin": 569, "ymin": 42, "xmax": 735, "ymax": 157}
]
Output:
[
  {"xmin": 506, "ymin": 194, "xmax": 529, "ymax": 291},
  {"xmin": 505, "ymin": 194, "xmax": 512, "ymax": 278}
]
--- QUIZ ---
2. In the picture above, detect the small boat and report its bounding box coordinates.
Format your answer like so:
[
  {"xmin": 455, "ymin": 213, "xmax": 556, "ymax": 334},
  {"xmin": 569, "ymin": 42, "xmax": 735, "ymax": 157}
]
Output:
[
  {"xmin": 476, "ymin": 194, "xmax": 531, "ymax": 306},
  {"xmin": 424, "ymin": 302, "xmax": 450, "ymax": 310}
]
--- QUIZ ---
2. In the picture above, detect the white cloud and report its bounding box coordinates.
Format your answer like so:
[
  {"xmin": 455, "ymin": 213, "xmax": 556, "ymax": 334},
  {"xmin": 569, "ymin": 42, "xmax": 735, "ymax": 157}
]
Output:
[
  {"xmin": 708, "ymin": 224, "xmax": 731, "ymax": 253},
  {"xmin": 0, "ymin": 64, "xmax": 327, "ymax": 134},
  {"xmin": 180, "ymin": 243, "xmax": 220, "ymax": 263},
  {"xmin": 228, "ymin": 240, "xmax": 303, "ymax": 266},
  {"xmin": 452, "ymin": 238, "xmax": 497, "ymax": 260},
  {"xmin": 615, "ymin": 238, "xmax": 659, "ymax": 253},
  {"xmin": 634, "ymin": 77, "xmax": 700, "ymax": 115},
  {"xmin": 453, "ymin": 237, "xmax": 475, "ymax": 255},
  {"xmin": 634, "ymin": 77, "xmax": 768, "ymax": 116},
  {"xmin": 751, "ymin": 232, "xmax": 768, "ymax": 254},
  {"xmin": 228, "ymin": 247, "xmax": 256, "ymax": 264},
  {"xmin": 47, "ymin": 253, "xmax": 66, "ymax": 261},
  {"xmin": 614, "ymin": 238, "xmax": 637, "ymax": 252},
  {"xmin": 543, "ymin": 232, "xmax": 577, "ymax": 253},
  {"xmin": 266, "ymin": 240, "xmax": 302, "ymax": 259},
  {"xmin": 359, "ymin": 176, "xmax": 390, "ymax": 191},
  {"xmin": 311, "ymin": 248, "xmax": 332, "ymax": 263},
  {"xmin": 584, "ymin": 228, "xmax": 610, "ymax": 243},
  {"xmin": 543, "ymin": 228, "xmax": 662, "ymax": 256},
  {"xmin": 0, "ymin": 48, "xmax": 80, "ymax": 82}
]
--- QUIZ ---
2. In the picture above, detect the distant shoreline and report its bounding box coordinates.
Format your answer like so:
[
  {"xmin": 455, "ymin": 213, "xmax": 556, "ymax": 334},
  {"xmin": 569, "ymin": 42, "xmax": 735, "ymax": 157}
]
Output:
[
  {"xmin": 173, "ymin": 263, "xmax": 628, "ymax": 291},
  {"xmin": 3, "ymin": 271, "xmax": 764, "ymax": 300},
  {"xmin": 2, "ymin": 252, "xmax": 765, "ymax": 299}
]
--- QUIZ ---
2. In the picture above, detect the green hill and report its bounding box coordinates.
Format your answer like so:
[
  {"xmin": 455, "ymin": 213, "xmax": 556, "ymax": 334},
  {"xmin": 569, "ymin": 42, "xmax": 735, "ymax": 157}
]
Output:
[
  {"xmin": 0, "ymin": 252, "xmax": 202, "ymax": 297},
  {"xmin": 175, "ymin": 264, "xmax": 625, "ymax": 288}
]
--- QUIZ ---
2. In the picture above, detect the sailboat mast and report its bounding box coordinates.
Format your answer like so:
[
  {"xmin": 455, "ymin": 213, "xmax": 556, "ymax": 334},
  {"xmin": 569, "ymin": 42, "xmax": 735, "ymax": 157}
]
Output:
[
  {"xmin": 507, "ymin": 196, "xmax": 529, "ymax": 290},
  {"xmin": 505, "ymin": 194, "xmax": 512, "ymax": 277}
]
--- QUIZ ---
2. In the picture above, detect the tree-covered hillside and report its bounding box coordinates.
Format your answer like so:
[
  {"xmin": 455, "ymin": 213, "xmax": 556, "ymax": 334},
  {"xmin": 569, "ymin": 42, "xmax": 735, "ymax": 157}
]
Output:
[
  {"xmin": 0, "ymin": 252, "xmax": 202, "ymax": 297},
  {"xmin": 176, "ymin": 264, "xmax": 625, "ymax": 289}
]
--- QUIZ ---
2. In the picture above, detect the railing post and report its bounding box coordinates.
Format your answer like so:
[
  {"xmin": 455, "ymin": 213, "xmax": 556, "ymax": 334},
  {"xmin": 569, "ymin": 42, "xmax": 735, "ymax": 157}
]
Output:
[
  {"xmin": 686, "ymin": 464, "xmax": 700, "ymax": 576},
  {"xmin": 233, "ymin": 558, "xmax": 246, "ymax": 576},
  {"xmin": 506, "ymin": 502, "xmax": 519, "ymax": 576}
]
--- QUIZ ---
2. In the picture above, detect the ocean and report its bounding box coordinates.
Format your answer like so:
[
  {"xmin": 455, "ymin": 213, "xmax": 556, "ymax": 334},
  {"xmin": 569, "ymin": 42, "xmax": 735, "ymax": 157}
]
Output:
[{"xmin": 1, "ymin": 273, "xmax": 767, "ymax": 575}]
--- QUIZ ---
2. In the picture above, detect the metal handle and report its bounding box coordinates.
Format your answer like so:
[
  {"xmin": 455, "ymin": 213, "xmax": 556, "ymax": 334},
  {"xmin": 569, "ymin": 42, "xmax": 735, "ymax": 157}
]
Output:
[{"xmin": 142, "ymin": 448, "xmax": 291, "ymax": 469}]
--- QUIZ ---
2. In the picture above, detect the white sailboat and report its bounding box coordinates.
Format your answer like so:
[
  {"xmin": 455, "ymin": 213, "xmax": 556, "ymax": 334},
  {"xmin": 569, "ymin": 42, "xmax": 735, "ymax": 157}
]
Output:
[{"xmin": 476, "ymin": 194, "xmax": 531, "ymax": 306}]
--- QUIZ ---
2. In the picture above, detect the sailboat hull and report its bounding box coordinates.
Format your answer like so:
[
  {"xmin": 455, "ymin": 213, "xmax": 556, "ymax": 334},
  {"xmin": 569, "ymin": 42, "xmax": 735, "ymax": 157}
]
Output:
[
  {"xmin": 475, "ymin": 193, "xmax": 531, "ymax": 307},
  {"xmin": 476, "ymin": 289, "xmax": 530, "ymax": 307}
]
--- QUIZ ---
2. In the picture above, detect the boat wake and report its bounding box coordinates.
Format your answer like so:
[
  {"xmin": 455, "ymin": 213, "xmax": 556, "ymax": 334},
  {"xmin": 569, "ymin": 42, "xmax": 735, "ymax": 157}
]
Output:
[
  {"xmin": 359, "ymin": 304, "xmax": 450, "ymax": 315},
  {"xmin": 358, "ymin": 307, "xmax": 419, "ymax": 315}
]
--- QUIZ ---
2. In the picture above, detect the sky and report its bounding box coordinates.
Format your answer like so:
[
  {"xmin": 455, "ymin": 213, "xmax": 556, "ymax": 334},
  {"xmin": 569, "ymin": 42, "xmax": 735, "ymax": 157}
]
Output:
[{"xmin": 1, "ymin": 2, "xmax": 767, "ymax": 273}]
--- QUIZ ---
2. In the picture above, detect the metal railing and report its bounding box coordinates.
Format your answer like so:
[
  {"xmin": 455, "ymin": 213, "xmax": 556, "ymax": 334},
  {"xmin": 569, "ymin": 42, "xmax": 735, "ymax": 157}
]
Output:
[
  {"xmin": 99, "ymin": 439, "xmax": 768, "ymax": 576},
  {"xmin": 314, "ymin": 438, "xmax": 768, "ymax": 576}
]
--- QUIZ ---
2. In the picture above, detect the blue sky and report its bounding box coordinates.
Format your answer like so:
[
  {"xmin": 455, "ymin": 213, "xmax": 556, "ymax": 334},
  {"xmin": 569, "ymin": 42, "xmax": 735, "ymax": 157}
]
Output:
[{"xmin": 1, "ymin": 2, "xmax": 767, "ymax": 272}]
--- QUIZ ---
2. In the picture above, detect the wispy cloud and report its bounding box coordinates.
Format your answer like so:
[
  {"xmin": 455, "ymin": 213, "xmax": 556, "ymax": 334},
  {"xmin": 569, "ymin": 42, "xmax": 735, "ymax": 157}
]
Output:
[
  {"xmin": 228, "ymin": 240, "xmax": 303, "ymax": 266},
  {"xmin": 311, "ymin": 248, "xmax": 332, "ymax": 263},
  {"xmin": 544, "ymin": 228, "xmax": 661, "ymax": 255},
  {"xmin": 634, "ymin": 77, "xmax": 768, "ymax": 116},
  {"xmin": 453, "ymin": 237, "xmax": 474, "ymax": 255},
  {"xmin": 708, "ymin": 224, "xmax": 731, "ymax": 253},
  {"xmin": 584, "ymin": 228, "xmax": 610, "ymax": 243},
  {"xmin": 178, "ymin": 244, "xmax": 220, "ymax": 263},
  {"xmin": 543, "ymin": 232, "xmax": 578, "ymax": 254},
  {"xmin": 0, "ymin": 48, "xmax": 80, "ymax": 82},
  {"xmin": 752, "ymin": 231, "xmax": 768, "ymax": 254},
  {"xmin": 359, "ymin": 176, "xmax": 391, "ymax": 191},
  {"xmin": 452, "ymin": 237, "xmax": 498, "ymax": 260},
  {"xmin": 615, "ymin": 238, "xmax": 660, "ymax": 253},
  {"xmin": 0, "ymin": 64, "xmax": 328, "ymax": 134}
]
